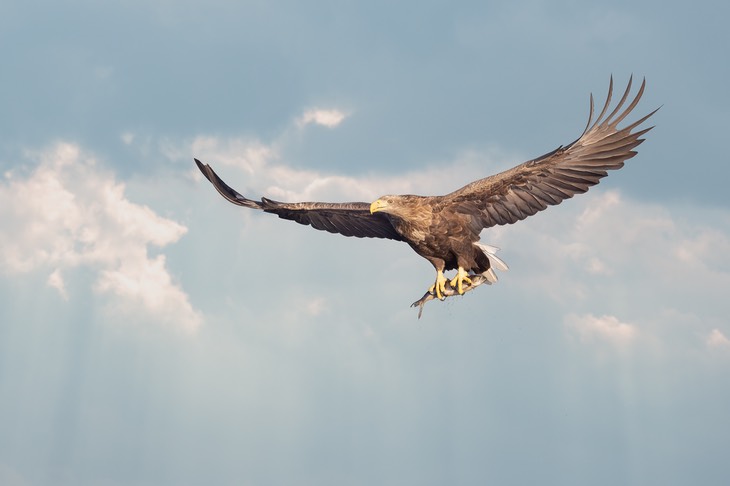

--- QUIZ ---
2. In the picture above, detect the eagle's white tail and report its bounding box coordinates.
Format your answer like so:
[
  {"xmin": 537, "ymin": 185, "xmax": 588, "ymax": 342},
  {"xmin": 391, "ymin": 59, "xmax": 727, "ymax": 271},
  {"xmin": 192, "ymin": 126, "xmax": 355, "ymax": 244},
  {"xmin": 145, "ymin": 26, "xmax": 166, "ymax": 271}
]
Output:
[{"xmin": 474, "ymin": 242, "xmax": 509, "ymax": 284}]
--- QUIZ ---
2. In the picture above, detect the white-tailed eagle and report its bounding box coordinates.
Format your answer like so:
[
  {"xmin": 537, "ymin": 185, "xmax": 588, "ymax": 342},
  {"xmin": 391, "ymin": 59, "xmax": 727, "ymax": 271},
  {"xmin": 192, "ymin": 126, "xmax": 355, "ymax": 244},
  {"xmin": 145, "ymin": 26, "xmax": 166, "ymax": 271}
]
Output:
[{"xmin": 196, "ymin": 77, "xmax": 657, "ymax": 305}]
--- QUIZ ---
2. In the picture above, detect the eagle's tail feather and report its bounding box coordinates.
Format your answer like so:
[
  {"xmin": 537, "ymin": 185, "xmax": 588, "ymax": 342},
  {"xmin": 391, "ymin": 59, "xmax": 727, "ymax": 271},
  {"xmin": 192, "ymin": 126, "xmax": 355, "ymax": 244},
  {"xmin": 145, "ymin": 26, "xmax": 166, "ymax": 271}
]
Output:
[
  {"xmin": 483, "ymin": 268, "xmax": 498, "ymax": 284},
  {"xmin": 474, "ymin": 243, "xmax": 509, "ymax": 283}
]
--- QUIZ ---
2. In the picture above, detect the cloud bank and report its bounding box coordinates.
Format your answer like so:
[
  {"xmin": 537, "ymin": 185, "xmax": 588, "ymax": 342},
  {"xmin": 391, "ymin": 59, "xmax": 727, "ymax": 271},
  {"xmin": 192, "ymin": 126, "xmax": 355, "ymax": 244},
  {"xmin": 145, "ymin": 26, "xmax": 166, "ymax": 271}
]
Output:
[{"xmin": 0, "ymin": 143, "xmax": 202, "ymax": 332}]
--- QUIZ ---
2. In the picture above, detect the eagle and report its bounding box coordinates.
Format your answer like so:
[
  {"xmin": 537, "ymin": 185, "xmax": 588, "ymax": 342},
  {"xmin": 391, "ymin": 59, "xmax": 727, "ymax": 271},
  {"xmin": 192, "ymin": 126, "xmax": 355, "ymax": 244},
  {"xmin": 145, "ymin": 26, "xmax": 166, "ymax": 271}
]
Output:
[{"xmin": 196, "ymin": 77, "xmax": 657, "ymax": 302}]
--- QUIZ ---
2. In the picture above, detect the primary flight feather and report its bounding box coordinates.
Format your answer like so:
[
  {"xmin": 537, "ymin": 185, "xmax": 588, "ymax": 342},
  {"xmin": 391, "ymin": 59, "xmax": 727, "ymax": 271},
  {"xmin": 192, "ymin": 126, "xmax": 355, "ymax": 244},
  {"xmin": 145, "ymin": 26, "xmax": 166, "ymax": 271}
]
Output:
[{"xmin": 196, "ymin": 76, "xmax": 657, "ymax": 302}]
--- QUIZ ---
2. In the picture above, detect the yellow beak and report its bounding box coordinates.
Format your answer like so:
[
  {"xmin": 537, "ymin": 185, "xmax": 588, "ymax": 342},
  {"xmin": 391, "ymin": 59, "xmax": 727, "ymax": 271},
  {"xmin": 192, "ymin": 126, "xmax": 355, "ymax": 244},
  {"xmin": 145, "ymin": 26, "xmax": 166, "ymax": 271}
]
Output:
[{"xmin": 370, "ymin": 199, "xmax": 386, "ymax": 214}]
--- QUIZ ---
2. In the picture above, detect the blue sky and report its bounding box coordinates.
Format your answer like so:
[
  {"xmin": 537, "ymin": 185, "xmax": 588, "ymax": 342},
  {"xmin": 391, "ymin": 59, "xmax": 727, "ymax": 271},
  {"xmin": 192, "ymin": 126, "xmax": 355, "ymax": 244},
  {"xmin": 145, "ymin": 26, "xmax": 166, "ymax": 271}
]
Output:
[{"xmin": 1, "ymin": 1, "xmax": 729, "ymax": 485}]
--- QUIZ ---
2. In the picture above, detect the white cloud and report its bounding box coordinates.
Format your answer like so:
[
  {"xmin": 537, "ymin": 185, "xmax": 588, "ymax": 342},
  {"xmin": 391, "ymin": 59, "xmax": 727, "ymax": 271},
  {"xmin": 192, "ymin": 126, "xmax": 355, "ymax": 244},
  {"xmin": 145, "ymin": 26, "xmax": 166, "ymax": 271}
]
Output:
[
  {"xmin": 707, "ymin": 329, "xmax": 730, "ymax": 349},
  {"xmin": 305, "ymin": 296, "xmax": 329, "ymax": 317},
  {"xmin": 179, "ymin": 134, "xmax": 504, "ymax": 203},
  {"xmin": 585, "ymin": 257, "xmax": 611, "ymax": 275},
  {"xmin": 47, "ymin": 268, "xmax": 68, "ymax": 300},
  {"xmin": 501, "ymin": 189, "xmax": 730, "ymax": 353},
  {"xmin": 565, "ymin": 313, "xmax": 637, "ymax": 345},
  {"xmin": 0, "ymin": 142, "xmax": 202, "ymax": 332},
  {"xmin": 96, "ymin": 255, "xmax": 201, "ymax": 332},
  {"xmin": 162, "ymin": 109, "xmax": 349, "ymax": 179},
  {"xmin": 120, "ymin": 132, "xmax": 135, "ymax": 145},
  {"xmin": 675, "ymin": 228, "xmax": 730, "ymax": 273},
  {"xmin": 297, "ymin": 108, "xmax": 348, "ymax": 128},
  {"xmin": 191, "ymin": 136, "xmax": 276, "ymax": 174},
  {"xmin": 160, "ymin": 135, "xmax": 278, "ymax": 181}
]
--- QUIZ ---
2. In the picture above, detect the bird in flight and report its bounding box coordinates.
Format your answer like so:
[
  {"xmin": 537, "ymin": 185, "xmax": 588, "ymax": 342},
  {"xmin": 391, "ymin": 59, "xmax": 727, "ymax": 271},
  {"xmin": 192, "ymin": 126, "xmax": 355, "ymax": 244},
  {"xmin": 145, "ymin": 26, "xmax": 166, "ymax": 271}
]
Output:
[{"xmin": 196, "ymin": 76, "xmax": 657, "ymax": 305}]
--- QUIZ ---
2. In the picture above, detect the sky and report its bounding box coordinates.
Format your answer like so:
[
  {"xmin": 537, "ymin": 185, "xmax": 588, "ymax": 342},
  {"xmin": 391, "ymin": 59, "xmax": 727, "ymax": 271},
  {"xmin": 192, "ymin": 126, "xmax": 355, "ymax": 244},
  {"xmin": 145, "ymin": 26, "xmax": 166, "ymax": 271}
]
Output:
[{"xmin": 1, "ymin": 0, "xmax": 729, "ymax": 485}]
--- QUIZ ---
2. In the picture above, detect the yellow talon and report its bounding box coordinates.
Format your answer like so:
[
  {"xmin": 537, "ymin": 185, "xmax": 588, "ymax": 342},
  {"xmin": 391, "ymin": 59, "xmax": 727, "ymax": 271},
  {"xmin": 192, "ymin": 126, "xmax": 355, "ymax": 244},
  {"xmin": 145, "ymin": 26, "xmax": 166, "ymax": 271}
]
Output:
[
  {"xmin": 428, "ymin": 270, "xmax": 448, "ymax": 300},
  {"xmin": 449, "ymin": 267, "xmax": 473, "ymax": 295}
]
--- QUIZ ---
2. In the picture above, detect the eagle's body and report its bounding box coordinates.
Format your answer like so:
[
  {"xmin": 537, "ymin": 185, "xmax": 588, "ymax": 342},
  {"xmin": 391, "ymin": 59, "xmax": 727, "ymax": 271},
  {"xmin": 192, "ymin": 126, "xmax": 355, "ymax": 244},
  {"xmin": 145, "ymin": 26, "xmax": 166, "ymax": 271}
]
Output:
[
  {"xmin": 197, "ymin": 77, "xmax": 657, "ymax": 301},
  {"xmin": 377, "ymin": 194, "xmax": 492, "ymax": 273}
]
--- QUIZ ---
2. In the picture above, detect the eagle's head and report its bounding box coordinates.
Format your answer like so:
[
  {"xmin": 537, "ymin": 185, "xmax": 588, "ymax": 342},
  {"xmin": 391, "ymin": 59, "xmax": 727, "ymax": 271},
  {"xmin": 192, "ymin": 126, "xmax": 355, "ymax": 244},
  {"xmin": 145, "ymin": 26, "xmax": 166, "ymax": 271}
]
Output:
[
  {"xmin": 370, "ymin": 195, "xmax": 423, "ymax": 217},
  {"xmin": 370, "ymin": 196, "xmax": 395, "ymax": 214}
]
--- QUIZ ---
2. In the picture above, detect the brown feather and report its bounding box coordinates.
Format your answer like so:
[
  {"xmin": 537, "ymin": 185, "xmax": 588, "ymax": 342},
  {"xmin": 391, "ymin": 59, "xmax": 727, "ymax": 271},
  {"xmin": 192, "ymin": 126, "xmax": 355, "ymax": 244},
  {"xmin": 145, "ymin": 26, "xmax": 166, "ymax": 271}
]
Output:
[
  {"xmin": 445, "ymin": 77, "xmax": 657, "ymax": 231},
  {"xmin": 195, "ymin": 160, "xmax": 403, "ymax": 241}
]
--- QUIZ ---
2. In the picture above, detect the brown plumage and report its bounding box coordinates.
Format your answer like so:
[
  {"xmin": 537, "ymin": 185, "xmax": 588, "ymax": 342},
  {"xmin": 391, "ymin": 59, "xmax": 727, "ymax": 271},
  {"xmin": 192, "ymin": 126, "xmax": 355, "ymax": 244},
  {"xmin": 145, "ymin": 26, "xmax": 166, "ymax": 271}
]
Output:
[{"xmin": 196, "ymin": 76, "xmax": 657, "ymax": 301}]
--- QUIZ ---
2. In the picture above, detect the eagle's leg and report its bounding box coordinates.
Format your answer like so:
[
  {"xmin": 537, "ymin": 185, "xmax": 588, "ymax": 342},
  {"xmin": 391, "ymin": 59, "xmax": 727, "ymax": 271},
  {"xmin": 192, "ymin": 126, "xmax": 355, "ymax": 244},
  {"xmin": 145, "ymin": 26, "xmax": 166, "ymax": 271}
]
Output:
[
  {"xmin": 428, "ymin": 270, "xmax": 448, "ymax": 300},
  {"xmin": 449, "ymin": 267, "xmax": 473, "ymax": 295}
]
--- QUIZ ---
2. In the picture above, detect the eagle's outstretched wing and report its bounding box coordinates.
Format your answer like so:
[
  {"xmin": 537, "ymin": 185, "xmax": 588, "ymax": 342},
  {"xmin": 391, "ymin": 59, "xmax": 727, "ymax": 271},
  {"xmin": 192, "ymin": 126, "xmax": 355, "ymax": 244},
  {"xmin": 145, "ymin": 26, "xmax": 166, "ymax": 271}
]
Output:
[
  {"xmin": 446, "ymin": 76, "xmax": 658, "ymax": 228},
  {"xmin": 195, "ymin": 159, "xmax": 403, "ymax": 241}
]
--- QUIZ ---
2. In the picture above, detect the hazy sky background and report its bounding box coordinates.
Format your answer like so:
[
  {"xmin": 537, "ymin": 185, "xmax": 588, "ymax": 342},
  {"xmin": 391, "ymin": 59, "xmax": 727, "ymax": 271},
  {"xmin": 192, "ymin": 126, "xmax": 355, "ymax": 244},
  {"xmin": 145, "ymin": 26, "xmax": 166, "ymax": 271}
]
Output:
[{"xmin": 1, "ymin": 1, "xmax": 729, "ymax": 485}]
